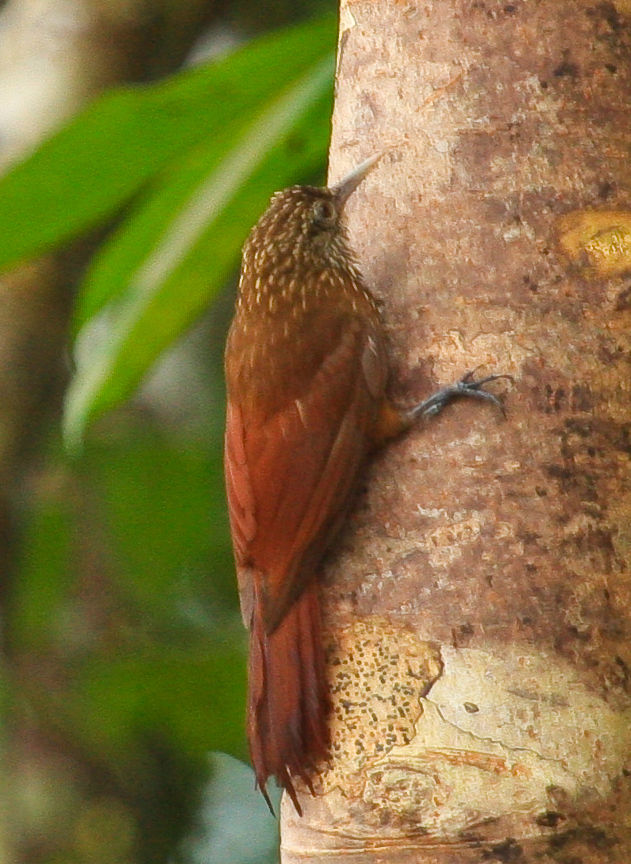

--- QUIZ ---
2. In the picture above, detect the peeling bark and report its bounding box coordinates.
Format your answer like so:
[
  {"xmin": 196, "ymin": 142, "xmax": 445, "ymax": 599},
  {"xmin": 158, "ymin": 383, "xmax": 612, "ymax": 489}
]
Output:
[{"xmin": 281, "ymin": 1, "xmax": 631, "ymax": 861}]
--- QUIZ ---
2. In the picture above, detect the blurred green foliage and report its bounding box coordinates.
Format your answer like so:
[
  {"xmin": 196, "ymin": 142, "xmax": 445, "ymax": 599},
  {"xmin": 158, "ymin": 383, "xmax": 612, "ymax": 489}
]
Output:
[
  {"xmin": 0, "ymin": 14, "xmax": 335, "ymax": 444},
  {"xmin": 1, "ymin": 9, "xmax": 337, "ymax": 864}
]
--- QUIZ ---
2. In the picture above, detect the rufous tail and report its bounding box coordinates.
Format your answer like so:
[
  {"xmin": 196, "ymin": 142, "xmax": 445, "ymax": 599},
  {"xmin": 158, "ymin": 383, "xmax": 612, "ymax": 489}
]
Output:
[{"xmin": 248, "ymin": 581, "xmax": 329, "ymax": 814}]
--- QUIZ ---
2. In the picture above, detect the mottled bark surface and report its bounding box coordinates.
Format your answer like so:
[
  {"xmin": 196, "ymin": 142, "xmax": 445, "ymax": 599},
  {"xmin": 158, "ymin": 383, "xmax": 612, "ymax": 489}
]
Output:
[{"xmin": 282, "ymin": 1, "xmax": 631, "ymax": 861}]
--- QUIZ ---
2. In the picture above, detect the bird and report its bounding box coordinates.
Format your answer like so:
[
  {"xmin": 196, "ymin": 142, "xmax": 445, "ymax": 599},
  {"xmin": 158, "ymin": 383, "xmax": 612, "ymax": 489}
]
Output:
[{"xmin": 224, "ymin": 154, "xmax": 506, "ymax": 814}]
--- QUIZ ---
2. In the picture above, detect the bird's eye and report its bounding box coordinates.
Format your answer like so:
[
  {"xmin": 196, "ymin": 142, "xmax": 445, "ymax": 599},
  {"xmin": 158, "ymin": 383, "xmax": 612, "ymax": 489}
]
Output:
[{"xmin": 312, "ymin": 199, "xmax": 337, "ymax": 227}]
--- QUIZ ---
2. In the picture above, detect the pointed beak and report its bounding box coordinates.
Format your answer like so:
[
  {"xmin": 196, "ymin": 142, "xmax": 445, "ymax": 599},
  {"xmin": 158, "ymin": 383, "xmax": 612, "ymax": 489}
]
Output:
[{"xmin": 330, "ymin": 152, "xmax": 382, "ymax": 208}]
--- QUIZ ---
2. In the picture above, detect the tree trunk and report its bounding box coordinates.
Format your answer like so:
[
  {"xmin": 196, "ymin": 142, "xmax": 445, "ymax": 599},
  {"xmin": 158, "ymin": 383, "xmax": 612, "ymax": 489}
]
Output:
[{"xmin": 281, "ymin": 1, "xmax": 631, "ymax": 861}]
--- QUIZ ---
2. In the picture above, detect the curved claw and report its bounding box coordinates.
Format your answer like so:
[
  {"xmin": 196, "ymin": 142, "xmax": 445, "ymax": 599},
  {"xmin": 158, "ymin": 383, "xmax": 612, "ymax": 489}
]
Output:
[
  {"xmin": 408, "ymin": 372, "xmax": 513, "ymax": 422},
  {"xmin": 455, "ymin": 372, "xmax": 514, "ymax": 417}
]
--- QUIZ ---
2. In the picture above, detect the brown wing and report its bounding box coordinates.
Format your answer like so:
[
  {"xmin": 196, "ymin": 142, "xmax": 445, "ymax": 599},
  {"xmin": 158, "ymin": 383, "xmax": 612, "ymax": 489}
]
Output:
[{"xmin": 225, "ymin": 321, "xmax": 386, "ymax": 632}]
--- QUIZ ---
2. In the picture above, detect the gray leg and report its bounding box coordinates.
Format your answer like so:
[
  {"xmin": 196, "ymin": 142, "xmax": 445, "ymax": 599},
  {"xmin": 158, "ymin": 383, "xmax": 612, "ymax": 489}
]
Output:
[{"xmin": 406, "ymin": 371, "xmax": 512, "ymax": 423}]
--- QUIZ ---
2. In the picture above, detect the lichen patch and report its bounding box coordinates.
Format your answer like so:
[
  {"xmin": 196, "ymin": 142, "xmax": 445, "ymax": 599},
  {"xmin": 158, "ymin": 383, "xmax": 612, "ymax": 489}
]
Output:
[
  {"xmin": 557, "ymin": 209, "xmax": 631, "ymax": 276},
  {"xmin": 322, "ymin": 617, "xmax": 442, "ymax": 796}
]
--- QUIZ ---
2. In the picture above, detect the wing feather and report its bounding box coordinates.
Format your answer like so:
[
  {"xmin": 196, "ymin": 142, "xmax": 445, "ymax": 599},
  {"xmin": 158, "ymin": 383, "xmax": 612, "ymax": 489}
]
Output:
[{"xmin": 225, "ymin": 322, "xmax": 384, "ymax": 632}]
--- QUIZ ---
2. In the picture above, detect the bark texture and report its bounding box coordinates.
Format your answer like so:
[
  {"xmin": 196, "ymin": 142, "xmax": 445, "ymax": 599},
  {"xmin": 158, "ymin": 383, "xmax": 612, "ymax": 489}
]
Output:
[{"xmin": 281, "ymin": 1, "xmax": 631, "ymax": 861}]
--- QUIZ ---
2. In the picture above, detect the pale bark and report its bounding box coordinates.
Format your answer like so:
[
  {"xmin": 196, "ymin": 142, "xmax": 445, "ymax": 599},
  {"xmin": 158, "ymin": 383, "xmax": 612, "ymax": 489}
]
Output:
[{"xmin": 282, "ymin": 1, "xmax": 631, "ymax": 861}]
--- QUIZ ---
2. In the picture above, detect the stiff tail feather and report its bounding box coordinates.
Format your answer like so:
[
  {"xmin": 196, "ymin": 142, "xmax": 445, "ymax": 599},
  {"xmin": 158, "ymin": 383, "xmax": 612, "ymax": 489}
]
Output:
[{"xmin": 248, "ymin": 581, "xmax": 329, "ymax": 814}]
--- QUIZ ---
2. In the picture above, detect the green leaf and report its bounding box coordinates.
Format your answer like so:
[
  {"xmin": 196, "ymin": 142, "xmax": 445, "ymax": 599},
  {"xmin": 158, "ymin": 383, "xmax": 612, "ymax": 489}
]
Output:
[
  {"xmin": 64, "ymin": 53, "xmax": 333, "ymax": 447},
  {"xmin": 70, "ymin": 649, "xmax": 247, "ymax": 765},
  {"xmin": 84, "ymin": 428, "xmax": 236, "ymax": 616},
  {"xmin": 0, "ymin": 14, "xmax": 335, "ymax": 274}
]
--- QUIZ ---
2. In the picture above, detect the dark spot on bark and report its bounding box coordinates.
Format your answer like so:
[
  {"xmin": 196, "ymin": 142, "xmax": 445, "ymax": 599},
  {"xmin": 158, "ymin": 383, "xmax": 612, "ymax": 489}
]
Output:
[
  {"xmin": 591, "ymin": 528, "xmax": 614, "ymax": 552},
  {"xmin": 546, "ymin": 463, "xmax": 573, "ymax": 481},
  {"xmin": 337, "ymin": 27, "xmax": 351, "ymax": 73},
  {"xmin": 605, "ymin": 63, "xmax": 617, "ymax": 73},
  {"xmin": 597, "ymin": 340, "xmax": 626, "ymax": 364},
  {"xmin": 536, "ymin": 810, "xmax": 566, "ymax": 827},
  {"xmin": 566, "ymin": 624, "xmax": 592, "ymax": 643},
  {"xmin": 564, "ymin": 418, "xmax": 592, "ymax": 438},
  {"xmin": 548, "ymin": 830, "xmax": 571, "ymax": 850},
  {"xmin": 459, "ymin": 830, "xmax": 484, "ymax": 844},
  {"xmin": 549, "ymin": 826, "xmax": 618, "ymax": 852},
  {"xmin": 598, "ymin": 180, "xmax": 614, "ymax": 198},
  {"xmin": 614, "ymin": 655, "xmax": 630, "ymax": 685},
  {"xmin": 599, "ymin": 614, "xmax": 626, "ymax": 642},
  {"xmin": 451, "ymin": 621, "xmax": 475, "ymax": 648},
  {"xmin": 570, "ymin": 385, "xmax": 593, "ymax": 412},
  {"xmin": 543, "ymin": 384, "xmax": 566, "ymax": 413},
  {"xmin": 539, "ymin": 78, "xmax": 549, "ymax": 89},
  {"xmin": 595, "ymin": 1, "xmax": 621, "ymax": 31},
  {"xmin": 535, "ymin": 487, "xmax": 548, "ymax": 497},
  {"xmin": 614, "ymin": 424, "xmax": 631, "ymax": 454},
  {"xmin": 504, "ymin": 4, "xmax": 517, "ymax": 13},
  {"xmin": 482, "ymin": 837, "xmax": 524, "ymax": 861},
  {"xmin": 615, "ymin": 285, "xmax": 631, "ymax": 310},
  {"xmin": 556, "ymin": 387, "xmax": 566, "ymax": 409},
  {"xmin": 553, "ymin": 60, "xmax": 579, "ymax": 78},
  {"xmin": 517, "ymin": 530, "xmax": 541, "ymax": 545}
]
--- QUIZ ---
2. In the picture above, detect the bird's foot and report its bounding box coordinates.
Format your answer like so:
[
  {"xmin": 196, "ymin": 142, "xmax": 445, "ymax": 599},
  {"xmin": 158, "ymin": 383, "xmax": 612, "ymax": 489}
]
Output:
[{"xmin": 407, "ymin": 371, "xmax": 513, "ymax": 423}]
